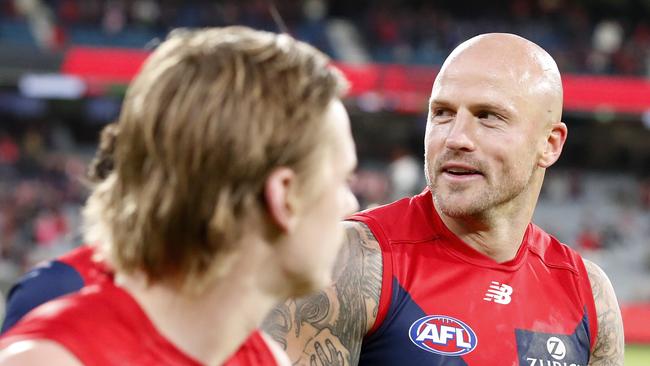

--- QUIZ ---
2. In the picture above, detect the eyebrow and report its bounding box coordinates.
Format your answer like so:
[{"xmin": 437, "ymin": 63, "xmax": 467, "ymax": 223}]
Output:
[
  {"xmin": 428, "ymin": 98, "xmax": 453, "ymax": 111},
  {"xmin": 429, "ymin": 99, "xmax": 515, "ymax": 117},
  {"xmin": 471, "ymin": 103, "xmax": 515, "ymax": 117}
]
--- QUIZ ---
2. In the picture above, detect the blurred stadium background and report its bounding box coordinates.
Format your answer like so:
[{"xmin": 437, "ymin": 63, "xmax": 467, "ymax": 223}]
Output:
[{"xmin": 0, "ymin": 0, "xmax": 648, "ymax": 363}]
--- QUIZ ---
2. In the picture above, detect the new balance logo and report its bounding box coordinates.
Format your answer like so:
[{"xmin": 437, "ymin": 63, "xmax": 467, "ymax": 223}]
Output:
[{"xmin": 483, "ymin": 281, "xmax": 513, "ymax": 304}]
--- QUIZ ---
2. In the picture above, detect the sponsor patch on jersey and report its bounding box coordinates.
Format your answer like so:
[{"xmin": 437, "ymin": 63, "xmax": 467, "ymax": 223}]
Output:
[
  {"xmin": 408, "ymin": 315, "xmax": 478, "ymax": 356},
  {"xmin": 515, "ymin": 327, "xmax": 590, "ymax": 366}
]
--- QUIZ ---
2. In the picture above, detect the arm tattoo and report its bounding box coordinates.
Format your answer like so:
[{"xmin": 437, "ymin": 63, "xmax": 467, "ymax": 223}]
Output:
[
  {"xmin": 264, "ymin": 302, "xmax": 293, "ymax": 350},
  {"xmin": 262, "ymin": 221, "xmax": 383, "ymax": 366},
  {"xmin": 584, "ymin": 260, "xmax": 624, "ymax": 366}
]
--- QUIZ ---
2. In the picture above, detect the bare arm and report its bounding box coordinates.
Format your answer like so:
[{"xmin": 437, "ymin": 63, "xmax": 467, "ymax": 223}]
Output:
[
  {"xmin": 262, "ymin": 221, "xmax": 383, "ymax": 366},
  {"xmin": 584, "ymin": 260, "xmax": 624, "ymax": 366},
  {"xmin": 0, "ymin": 340, "xmax": 82, "ymax": 366}
]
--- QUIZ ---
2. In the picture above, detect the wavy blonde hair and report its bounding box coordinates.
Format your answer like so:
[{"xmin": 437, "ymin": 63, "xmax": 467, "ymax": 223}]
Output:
[{"xmin": 83, "ymin": 26, "xmax": 348, "ymax": 290}]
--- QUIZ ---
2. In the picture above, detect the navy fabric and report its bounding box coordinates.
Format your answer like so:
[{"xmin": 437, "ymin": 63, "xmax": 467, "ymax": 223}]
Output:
[
  {"xmin": 1, "ymin": 260, "xmax": 84, "ymax": 333},
  {"xmin": 359, "ymin": 278, "xmax": 469, "ymax": 366},
  {"xmin": 515, "ymin": 311, "xmax": 591, "ymax": 365}
]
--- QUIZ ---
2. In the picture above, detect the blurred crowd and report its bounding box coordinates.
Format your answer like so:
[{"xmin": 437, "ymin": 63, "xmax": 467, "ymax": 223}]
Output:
[
  {"xmin": 0, "ymin": 124, "xmax": 87, "ymax": 285},
  {"xmin": 0, "ymin": 0, "xmax": 649, "ymax": 75},
  {"xmin": 0, "ymin": 0, "xmax": 648, "ymax": 298},
  {"xmin": 358, "ymin": 0, "xmax": 650, "ymax": 76}
]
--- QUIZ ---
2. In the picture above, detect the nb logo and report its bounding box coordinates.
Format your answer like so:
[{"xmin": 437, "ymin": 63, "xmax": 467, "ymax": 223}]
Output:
[
  {"xmin": 546, "ymin": 337, "xmax": 567, "ymax": 360},
  {"xmin": 483, "ymin": 281, "xmax": 513, "ymax": 305}
]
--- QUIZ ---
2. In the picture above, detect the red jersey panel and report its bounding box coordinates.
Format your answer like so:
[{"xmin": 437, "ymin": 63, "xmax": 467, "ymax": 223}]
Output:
[
  {"xmin": 1, "ymin": 244, "xmax": 110, "ymax": 333},
  {"xmin": 349, "ymin": 189, "xmax": 597, "ymax": 366},
  {"xmin": 57, "ymin": 244, "xmax": 112, "ymax": 285},
  {"xmin": 0, "ymin": 280, "xmax": 278, "ymax": 366}
]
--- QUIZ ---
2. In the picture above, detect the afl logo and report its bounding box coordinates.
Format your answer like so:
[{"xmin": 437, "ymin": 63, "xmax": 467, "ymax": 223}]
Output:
[{"xmin": 408, "ymin": 315, "xmax": 478, "ymax": 356}]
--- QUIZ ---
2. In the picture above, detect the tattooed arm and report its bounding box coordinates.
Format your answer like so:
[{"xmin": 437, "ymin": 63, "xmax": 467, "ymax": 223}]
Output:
[
  {"xmin": 584, "ymin": 260, "xmax": 624, "ymax": 366},
  {"xmin": 262, "ymin": 221, "xmax": 383, "ymax": 366}
]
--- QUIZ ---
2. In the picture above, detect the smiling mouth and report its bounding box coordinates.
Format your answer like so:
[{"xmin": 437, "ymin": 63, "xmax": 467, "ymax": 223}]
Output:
[{"xmin": 442, "ymin": 168, "xmax": 483, "ymax": 176}]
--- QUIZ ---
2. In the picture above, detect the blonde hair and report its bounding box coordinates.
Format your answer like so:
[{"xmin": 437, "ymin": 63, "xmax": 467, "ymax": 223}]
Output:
[{"xmin": 83, "ymin": 26, "xmax": 348, "ymax": 289}]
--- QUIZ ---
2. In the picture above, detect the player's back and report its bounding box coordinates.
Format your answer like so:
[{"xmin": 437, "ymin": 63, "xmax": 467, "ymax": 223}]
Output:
[
  {"xmin": 0, "ymin": 279, "xmax": 279, "ymax": 365},
  {"xmin": 1, "ymin": 245, "xmax": 110, "ymax": 333},
  {"xmin": 1, "ymin": 278, "xmax": 201, "ymax": 365}
]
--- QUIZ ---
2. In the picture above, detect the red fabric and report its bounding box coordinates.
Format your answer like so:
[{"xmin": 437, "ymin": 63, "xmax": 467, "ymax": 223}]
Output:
[
  {"xmin": 348, "ymin": 188, "xmax": 598, "ymax": 364},
  {"xmin": 56, "ymin": 244, "xmax": 113, "ymax": 284},
  {"xmin": 223, "ymin": 331, "xmax": 278, "ymax": 366},
  {"xmin": 621, "ymin": 303, "xmax": 650, "ymax": 343},
  {"xmin": 0, "ymin": 281, "xmax": 277, "ymax": 365}
]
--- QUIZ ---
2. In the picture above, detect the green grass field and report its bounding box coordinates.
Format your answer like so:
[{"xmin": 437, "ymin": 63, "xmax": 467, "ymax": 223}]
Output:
[{"xmin": 625, "ymin": 344, "xmax": 650, "ymax": 365}]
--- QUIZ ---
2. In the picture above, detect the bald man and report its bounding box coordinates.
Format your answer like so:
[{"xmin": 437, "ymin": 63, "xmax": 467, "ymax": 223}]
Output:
[{"xmin": 262, "ymin": 33, "xmax": 624, "ymax": 366}]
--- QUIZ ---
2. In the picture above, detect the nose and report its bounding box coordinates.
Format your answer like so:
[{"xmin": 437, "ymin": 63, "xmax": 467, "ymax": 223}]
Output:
[{"xmin": 444, "ymin": 109, "xmax": 476, "ymax": 152}]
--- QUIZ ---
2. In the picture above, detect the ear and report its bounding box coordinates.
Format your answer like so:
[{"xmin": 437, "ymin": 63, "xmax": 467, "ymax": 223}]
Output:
[
  {"xmin": 538, "ymin": 121, "xmax": 568, "ymax": 168},
  {"xmin": 263, "ymin": 167, "xmax": 298, "ymax": 233}
]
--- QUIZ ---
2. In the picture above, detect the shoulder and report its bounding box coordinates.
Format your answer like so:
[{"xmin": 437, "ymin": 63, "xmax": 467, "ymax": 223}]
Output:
[
  {"xmin": 3, "ymin": 289, "xmax": 95, "ymax": 339},
  {"xmin": 526, "ymin": 224, "xmax": 587, "ymax": 274},
  {"xmin": 583, "ymin": 259, "xmax": 620, "ymax": 314},
  {"xmin": 1, "ymin": 258, "xmax": 85, "ymax": 333},
  {"xmin": 348, "ymin": 190, "xmax": 436, "ymax": 242},
  {"xmin": 56, "ymin": 245, "xmax": 98, "ymax": 270},
  {"xmin": 336, "ymin": 221, "xmax": 383, "ymax": 325},
  {"xmin": 6, "ymin": 283, "xmax": 113, "ymax": 339},
  {"xmin": 262, "ymin": 220, "xmax": 383, "ymax": 365},
  {"xmin": 57, "ymin": 245, "xmax": 112, "ymax": 284},
  {"xmin": 0, "ymin": 340, "xmax": 82, "ymax": 366},
  {"xmin": 582, "ymin": 259, "xmax": 624, "ymax": 366},
  {"xmin": 0, "ymin": 285, "xmax": 135, "ymax": 366},
  {"xmin": 339, "ymin": 220, "xmax": 382, "ymax": 273}
]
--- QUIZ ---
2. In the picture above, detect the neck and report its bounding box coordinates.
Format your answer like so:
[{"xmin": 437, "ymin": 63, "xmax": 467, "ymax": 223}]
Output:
[
  {"xmin": 116, "ymin": 236, "xmax": 288, "ymax": 365},
  {"xmin": 436, "ymin": 176, "xmax": 543, "ymax": 263}
]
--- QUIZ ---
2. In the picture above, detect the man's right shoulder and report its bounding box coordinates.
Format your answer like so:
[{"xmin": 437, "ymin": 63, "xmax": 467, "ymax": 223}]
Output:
[{"xmin": 262, "ymin": 220, "xmax": 383, "ymax": 366}]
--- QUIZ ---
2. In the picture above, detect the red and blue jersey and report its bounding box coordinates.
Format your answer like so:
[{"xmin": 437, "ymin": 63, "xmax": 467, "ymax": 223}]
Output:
[
  {"xmin": 0, "ymin": 279, "xmax": 279, "ymax": 365},
  {"xmin": 1, "ymin": 244, "xmax": 110, "ymax": 333},
  {"xmin": 349, "ymin": 189, "xmax": 598, "ymax": 366}
]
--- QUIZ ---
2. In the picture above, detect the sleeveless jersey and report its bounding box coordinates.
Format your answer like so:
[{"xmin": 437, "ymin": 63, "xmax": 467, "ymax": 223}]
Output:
[
  {"xmin": 0, "ymin": 280, "xmax": 278, "ymax": 366},
  {"xmin": 349, "ymin": 189, "xmax": 598, "ymax": 366},
  {"xmin": 1, "ymin": 245, "xmax": 110, "ymax": 333}
]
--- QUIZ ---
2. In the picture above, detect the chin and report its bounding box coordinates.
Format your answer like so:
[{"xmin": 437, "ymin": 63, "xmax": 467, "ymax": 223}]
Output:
[
  {"xmin": 438, "ymin": 203, "xmax": 479, "ymax": 217},
  {"xmin": 433, "ymin": 194, "xmax": 489, "ymax": 217},
  {"xmin": 432, "ymin": 179, "xmax": 493, "ymax": 210}
]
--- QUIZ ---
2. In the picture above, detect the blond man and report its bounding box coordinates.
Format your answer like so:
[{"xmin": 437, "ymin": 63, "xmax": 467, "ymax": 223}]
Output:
[{"xmin": 0, "ymin": 26, "xmax": 358, "ymax": 366}]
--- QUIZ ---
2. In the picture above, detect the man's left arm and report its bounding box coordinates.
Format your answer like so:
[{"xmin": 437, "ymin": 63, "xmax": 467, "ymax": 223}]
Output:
[{"xmin": 584, "ymin": 259, "xmax": 624, "ymax": 366}]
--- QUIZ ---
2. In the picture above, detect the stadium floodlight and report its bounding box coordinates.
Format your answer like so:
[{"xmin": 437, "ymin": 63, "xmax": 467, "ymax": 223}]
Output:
[{"xmin": 18, "ymin": 73, "xmax": 86, "ymax": 100}]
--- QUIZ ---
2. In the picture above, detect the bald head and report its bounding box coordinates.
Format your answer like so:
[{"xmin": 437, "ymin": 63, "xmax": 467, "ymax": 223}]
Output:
[
  {"xmin": 424, "ymin": 33, "xmax": 569, "ymax": 223},
  {"xmin": 435, "ymin": 33, "xmax": 563, "ymax": 124}
]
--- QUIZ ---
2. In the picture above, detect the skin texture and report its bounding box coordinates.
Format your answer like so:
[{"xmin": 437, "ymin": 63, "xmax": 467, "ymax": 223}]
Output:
[
  {"xmin": 425, "ymin": 33, "xmax": 567, "ymax": 263},
  {"xmin": 263, "ymin": 221, "xmax": 381, "ymax": 365},
  {"xmin": 584, "ymin": 260, "xmax": 625, "ymax": 366},
  {"xmin": 263, "ymin": 33, "xmax": 624, "ymax": 366},
  {"xmin": 271, "ymin": 99, "xmax": 360, "ymax": 296}
]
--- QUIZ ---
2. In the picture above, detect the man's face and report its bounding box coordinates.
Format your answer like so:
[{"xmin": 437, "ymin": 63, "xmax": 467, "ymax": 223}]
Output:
[
  {"xmin": 424, "ymin": 54, "xmax": 548, "ymax": 218},
  {"xmin": 284, "ymin": 99, "xmax": 359, "ymax": 295}
]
